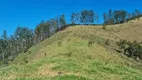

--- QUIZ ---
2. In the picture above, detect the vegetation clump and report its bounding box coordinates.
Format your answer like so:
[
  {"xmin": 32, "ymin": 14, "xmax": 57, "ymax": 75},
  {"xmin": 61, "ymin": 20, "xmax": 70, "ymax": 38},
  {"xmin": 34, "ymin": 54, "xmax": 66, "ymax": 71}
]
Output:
[
  {"xmin": 117, "ymin": 40, "xmax": 142, "ymax": 60},
  {"xmin": 88, "ymin": 40, "xmax": 95, "ymax": 47}
]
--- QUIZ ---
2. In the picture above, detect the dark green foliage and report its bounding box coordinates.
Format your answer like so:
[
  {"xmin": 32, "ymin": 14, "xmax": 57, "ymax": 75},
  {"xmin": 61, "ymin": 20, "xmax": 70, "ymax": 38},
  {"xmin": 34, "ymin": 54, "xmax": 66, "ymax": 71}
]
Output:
[
  {"xmin": 117, "ymin": 40, "xmax": 128, "ymax": 49},
  {"xmin": 117, "ymin": 40, "xmax": 142, "ymax": 60},
  {"xmin": 0, "ymin": 30, "xmax": 9, "ymax": 64},
  {"xmin": 102, "ymin": 24, "xmax": 106, "ymax": 30},
  {"xmin": 88, "ymin": 40, "xmax": 94, "ymax": 47},
  {"xmin": 24, "ymin": 58, "xmax": 28, "ymax": 63},
  {"xmin": 105, "ymin": 39, "xmax": 110, "ymax": 46},
  {"xmin": 0, "ymin": 27, "xmax": 34, "ymax": 65},
  {"xmin": 66, "ymin": 52, "xmax": 72, "ymax": 57}
]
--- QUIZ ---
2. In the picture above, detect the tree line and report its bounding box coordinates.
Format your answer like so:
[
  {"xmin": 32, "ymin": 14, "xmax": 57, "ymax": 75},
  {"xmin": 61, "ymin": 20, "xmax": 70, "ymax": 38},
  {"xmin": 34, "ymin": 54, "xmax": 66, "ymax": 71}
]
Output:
[
  {"xmin": 34, "ymin": 15, "xmax": 66, "ymax": 43},
  {"xmin": 103, "ymin": 9, "xmax": 142, "ymax": 25},
  {"xmin": 0, "ymin": 27, "xmax": 34, "ymax": 64},
  {"xmin": 0, "ymin": 9, "xmax": 141, "ymax": 65}
]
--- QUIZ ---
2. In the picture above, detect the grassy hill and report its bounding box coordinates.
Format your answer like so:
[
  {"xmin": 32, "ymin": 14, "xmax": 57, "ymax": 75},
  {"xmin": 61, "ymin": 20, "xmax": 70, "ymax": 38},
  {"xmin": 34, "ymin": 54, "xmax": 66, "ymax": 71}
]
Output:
[{"xmin": 0, "ymin": 18, "xmax": 142, "ymax": 80}]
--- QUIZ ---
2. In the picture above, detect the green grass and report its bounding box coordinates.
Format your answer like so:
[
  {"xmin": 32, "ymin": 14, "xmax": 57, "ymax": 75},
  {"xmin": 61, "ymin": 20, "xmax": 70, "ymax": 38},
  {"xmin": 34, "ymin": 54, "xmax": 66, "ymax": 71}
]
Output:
[{"xmin": 0, "ymin": 18, "xmax": 142, "ymax": 80}]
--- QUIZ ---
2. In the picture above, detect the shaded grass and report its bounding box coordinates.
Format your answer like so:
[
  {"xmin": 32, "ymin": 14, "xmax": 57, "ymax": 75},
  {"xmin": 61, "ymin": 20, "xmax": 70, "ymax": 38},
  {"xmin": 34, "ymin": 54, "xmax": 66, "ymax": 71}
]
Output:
[{"xmin": 16, "ymin": 75, "xmax": 91, "ymax": 80}]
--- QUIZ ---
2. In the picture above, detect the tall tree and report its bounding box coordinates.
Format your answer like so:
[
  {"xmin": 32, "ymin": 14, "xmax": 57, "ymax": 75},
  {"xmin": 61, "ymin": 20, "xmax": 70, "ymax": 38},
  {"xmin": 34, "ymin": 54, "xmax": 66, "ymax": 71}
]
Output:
[
  {"xmin": 135, "ymin": 9, "xmax": 141, "ymax": 17},
  {"xmin": 1, "ymin": 30, "xmax": 9, "ymax": 63},
  {"xmin": 14, "ymin": 26, "xmax": 34, "ymax": 53},
  {"xmin": 80, "ymin": 10, "xmax": 94, "ymax": 24},
  {"xmin": 108, "ymin": 9, "xmax": 112, "ymax": 19},
  {"xmin": 103, "ymin": 12, "xmax": 108, "ymax": 24},
  {"xmin": 95, "ymin": 13, "xmax": 99, "ymax": 23},
  {"xmin": 59, "ymin": 15, "xmax": 66, "ymax": 26},
  {"xmin": 70, "ymin": 12, "xmax": 80, "ymax": 24},
  {"xmin": 127, "ymin": 13, "xmax": 132, "ymax": 19},
  {"xmin": 108, "ymin": 9, "xmax": 114, "ymax": 24},
  {"xmin": 1, "ymin": 30, "xmax": 8, "ymax": 40},
  {"xmin": 71, "ymin": 12, "xmax": 76, "ymax": 24},
  {"xmin": 113, "ymin": 9, "xmax": 127, "ymax": 23}
]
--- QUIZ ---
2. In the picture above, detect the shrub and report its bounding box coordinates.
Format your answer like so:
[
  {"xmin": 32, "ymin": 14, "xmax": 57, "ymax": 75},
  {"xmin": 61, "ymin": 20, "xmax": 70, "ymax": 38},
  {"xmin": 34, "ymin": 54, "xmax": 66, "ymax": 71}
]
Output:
[
  {"xmin": 66, "ymin": 52, "xmax": 72, "ymax": 57},
  {"xmin": 105, "ymin": 39, "xmax": 110, "ymax": 46},
  {"xmin": 86, "ymin": 55, "xmax": 92, "ymax": 59},
  {"xmin": 117, "ymin": 40, "xmax": 142, "ymax": 60},
  {"xmin": 24, "ymin": 58, "xmax": 28, "ymax": 63},
  {"xmin": 58, "ymin": 41, "xmax": 62, "ymax": 47},
  {"xmin": 102, "ymin": 25, "xmax": 106, "ymax": 30},
  {"xmin": 117, "ymin": 39, "xmax": 128, "ymax": 49},
  {"xmin": 44, "ymin": 53, "xmax": 47, "ymax": 57},
  {"xmin": 88, "ymin": 40, "xmax": 94, "ymax": 47}
]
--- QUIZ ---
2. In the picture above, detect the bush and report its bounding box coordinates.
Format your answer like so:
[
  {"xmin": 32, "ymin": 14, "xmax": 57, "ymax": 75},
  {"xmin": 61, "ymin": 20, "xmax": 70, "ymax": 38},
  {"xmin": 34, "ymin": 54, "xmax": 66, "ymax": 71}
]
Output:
[
  {"xmin": 66, "ymin": 52, "xmax": 72, "ymax": 57},
  {"xmin": 44, "ymin": 53, "xmax": 47, "ymax": 57},
  {"xmin": 58, "ymin": 41, "xmax": 62, "ymax": 47},
  {"xmin": 86, "ymin": 55, "xmax": 92, "ymax": 59},
  {"xmin": 88, "ymin": 40, "xmax": 94, "ymax": 47},
  {"xmin": 117, "ymin": 39, "xmax": 129, "ymax": 50},
  {"xmin": 117, "ymin": 40, "xmax": 142, "ymax": 60},
  {"xmin": 24, "ymin": 58, "xmax": 28, "ymax": 63},
  {"xmin": 105, "ymin": 39, "xmax": 110, "ymax": 46},
  {"xmin": 140, "ymin": 41, "xmax": 142, "ymax": 44},
  {"xmin": 102, "ymin": 25, "xmax": 106, "ymax": 30}
]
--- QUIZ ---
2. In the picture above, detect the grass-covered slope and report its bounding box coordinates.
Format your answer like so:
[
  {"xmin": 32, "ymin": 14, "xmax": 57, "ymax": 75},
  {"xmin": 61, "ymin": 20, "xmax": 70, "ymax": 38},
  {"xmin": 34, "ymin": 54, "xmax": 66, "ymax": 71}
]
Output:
[{"xmin": 0, "ymin": 18, "xmax": 142, "ymax": 80}]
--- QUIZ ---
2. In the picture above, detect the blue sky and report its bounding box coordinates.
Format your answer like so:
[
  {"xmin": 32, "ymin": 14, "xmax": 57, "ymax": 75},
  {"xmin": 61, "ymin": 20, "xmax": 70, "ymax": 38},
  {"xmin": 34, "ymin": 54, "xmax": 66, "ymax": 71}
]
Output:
[{"xmin": 0, "ymin": 0, "xmax": 142, "ymax": 35}]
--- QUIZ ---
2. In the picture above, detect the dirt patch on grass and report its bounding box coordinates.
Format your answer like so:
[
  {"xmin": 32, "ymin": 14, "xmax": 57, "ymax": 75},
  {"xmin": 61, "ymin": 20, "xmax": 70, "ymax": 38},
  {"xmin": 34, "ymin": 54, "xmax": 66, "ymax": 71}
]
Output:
[
  {"xmin": 0, "ymin": 74, "xmax": 16, "ymax": 80},
  {"xmin": 37, "ymin": 63, "xmax": 82, "ymax": 77},
  {"xmin": 38, "ymin": 64, "xmax": 58, "ymax": 77}
]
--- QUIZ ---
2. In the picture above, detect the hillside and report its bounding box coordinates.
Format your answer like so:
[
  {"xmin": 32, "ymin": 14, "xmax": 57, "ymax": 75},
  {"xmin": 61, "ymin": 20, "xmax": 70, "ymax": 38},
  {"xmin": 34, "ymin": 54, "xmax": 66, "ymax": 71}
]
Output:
[{"xmin": 0, "ymin": 18, "xmax": 142, "ymax": 80}]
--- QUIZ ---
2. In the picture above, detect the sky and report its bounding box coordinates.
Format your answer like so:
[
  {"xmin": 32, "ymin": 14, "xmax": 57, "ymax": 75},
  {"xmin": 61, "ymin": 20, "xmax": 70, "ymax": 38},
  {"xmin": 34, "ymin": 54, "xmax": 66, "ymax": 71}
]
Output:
[{"xmin": 0, "ymin": 0, "xmax": 142, "ymax": 35}]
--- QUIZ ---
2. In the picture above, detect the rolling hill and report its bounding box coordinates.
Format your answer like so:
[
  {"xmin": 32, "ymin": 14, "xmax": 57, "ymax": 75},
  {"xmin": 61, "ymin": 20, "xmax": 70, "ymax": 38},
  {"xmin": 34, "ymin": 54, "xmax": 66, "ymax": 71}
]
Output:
[{"xmin": 0, "ymin": 18, "xmax": 142, "ymax": 80}]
